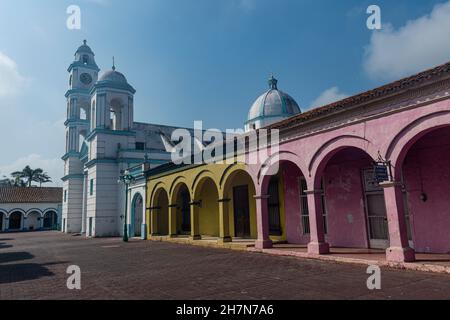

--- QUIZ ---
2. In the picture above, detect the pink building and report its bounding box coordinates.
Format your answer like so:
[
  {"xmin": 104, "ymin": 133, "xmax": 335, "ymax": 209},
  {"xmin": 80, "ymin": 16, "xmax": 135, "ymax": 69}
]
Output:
[{"xmin": 247, "ymin": 61, "xmax": 450, "ymax": 263}]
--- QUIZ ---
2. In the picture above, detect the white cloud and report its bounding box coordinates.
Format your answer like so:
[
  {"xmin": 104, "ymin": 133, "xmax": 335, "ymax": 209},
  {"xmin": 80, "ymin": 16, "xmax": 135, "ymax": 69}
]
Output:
[
  {"xmin": 0, "ymin": 51, "xmax": 26, "ymax": 98},
  {"xmin": 0, "ymin": 154, "xmax": 63, "ymax": 187},
  {"xmin": 309, "ymin": 87, "xmax": 349, "ymax": 109},
  {"xmin": 364, "ymin": 1, "xmax": 450, "ymax": 81}
]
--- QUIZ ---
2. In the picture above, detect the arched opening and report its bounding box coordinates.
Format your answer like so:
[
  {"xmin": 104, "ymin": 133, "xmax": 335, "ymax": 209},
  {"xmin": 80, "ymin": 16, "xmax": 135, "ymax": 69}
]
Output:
[
  {"xmin": 314, "ymin": 147, "xmax": 381, "ymax": 249},
  {"xmin": 400, "ymin": 126, "xmax": 450, "ymax": 254},
  {"xmin": 110, "ymin": 98, "xmax": 123, "ymax": 131},
  {"xmin": 223, "ymin": 169, "xmax": 257, "ymax": 239},
  {"xmin": 194, "ymin": 177, "xmax": 220, "ymax": 237},
  {"xmin": 131, "ymin": 193, "xmax": 143, "ymax": 237},
  {"xmin": 8, "ymin": 211, "xmax": 23, "ymax": 230},
  {"xmin": 153, "ymin": 189, "xmax": 169, "ymax": 236},
  {"xmin": 26, "ymin": 211, "xmax": 41, "ymax": 231},
  {"xmin": 172, "ymin": 183, "xmax": 191, "ymax": 235},
  {"xmin": 261, "ymin": 161, "xmax": 307, "ymax": 243},
  {"xmin": 0, "ymin": 211, "xmax": 5, "ymax": 232},
  {"xmin": 43, "ymin": 211, "xmax": 58, "ymax": 230}
]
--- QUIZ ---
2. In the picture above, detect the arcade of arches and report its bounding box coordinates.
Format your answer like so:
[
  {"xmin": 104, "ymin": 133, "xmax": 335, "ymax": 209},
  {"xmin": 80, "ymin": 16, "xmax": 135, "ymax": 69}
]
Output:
[
  {"xmin": 146, "ymin": 112, "xmax": 450, "ymax": 263},
  {"xmin": 147, "ymin": 164, "xmax": 262, "ymax": 243}
]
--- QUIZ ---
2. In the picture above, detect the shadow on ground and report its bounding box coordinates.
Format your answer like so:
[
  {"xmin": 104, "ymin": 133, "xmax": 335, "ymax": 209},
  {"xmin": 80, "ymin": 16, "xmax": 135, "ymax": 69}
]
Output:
[{"xmin": 0, "ymin": 261, "xmax": 67, "ymax": 285}]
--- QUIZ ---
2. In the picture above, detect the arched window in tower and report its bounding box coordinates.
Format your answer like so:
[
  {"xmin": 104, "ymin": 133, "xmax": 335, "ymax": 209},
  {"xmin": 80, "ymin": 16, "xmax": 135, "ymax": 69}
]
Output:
[
  {"xmin": 80, "ymin": 107, "xmax": 87, "ymax": 120},
  {"xmin": 82, "ymin": 55, "xmax": 89, "ymax": 65},
  {"xmin": 110, "ymin": 98, "xmax": 123, "ymax": 131},
  {"xmin": 69, "ymin": 75, "xmax": 72, "ymax": 87}
]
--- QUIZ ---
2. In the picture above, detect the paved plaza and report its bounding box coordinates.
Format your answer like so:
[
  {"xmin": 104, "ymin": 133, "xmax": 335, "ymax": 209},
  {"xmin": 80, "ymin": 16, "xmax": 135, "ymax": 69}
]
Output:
[{"xmin": 1, "ymin": 232, "xmax": 450, "ymax": 300}]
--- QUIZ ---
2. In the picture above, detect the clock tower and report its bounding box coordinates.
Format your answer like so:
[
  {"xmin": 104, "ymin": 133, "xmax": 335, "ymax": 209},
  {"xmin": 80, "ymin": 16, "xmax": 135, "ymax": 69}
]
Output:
[{"xmin": 62, "ymin": 40, "xmax": 99, "ymax": 233}]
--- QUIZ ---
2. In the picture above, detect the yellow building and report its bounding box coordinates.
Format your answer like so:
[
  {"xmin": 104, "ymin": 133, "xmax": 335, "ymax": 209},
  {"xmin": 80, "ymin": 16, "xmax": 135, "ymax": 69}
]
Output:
[{"xmin": 145, "ymin": 162, "xmax": 287, "ymax": 244}]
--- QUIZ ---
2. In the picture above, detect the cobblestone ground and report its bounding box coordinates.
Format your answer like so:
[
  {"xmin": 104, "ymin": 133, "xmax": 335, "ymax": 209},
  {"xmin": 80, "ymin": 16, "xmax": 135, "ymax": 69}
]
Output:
[{"xmin": 0, "ymin": 231, "xmax": 450, "ymax": 300}]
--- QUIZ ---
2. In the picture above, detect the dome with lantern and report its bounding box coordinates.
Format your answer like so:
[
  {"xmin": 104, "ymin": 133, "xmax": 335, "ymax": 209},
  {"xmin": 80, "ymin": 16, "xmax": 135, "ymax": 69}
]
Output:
[{"xmin": 245, "ymin": 75, "xmax": 301, "ymax": 131}]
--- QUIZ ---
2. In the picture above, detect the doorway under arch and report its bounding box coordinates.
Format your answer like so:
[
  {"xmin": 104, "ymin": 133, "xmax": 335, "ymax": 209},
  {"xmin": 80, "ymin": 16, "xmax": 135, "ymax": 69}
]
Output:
[
  {"xmin": 9, "ymin": 211, "xmax": 23, "ymax": 230},
  {"xmin": 172, "ymin": 183, "xmax": 191, "ymax": 235},
  {"xmin": 400, "ymin": 125, "xmax": 450, "ymax": 253},
  {"xmin": 131, "ymin": 193, "xmax": 143, "ymax": 237},
  {"xmin": 43, "ymin": 211, "xmax": 58, "ymax": 230}
]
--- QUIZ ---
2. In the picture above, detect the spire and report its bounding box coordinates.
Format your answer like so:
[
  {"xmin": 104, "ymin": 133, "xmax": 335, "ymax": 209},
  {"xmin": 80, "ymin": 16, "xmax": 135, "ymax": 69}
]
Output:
[
  {"xmin": 268, "ymin": 74, "xmax": 278, "ymax": 90},
  {"xmin": 83, "ymin": 39, "xmax": 87, "ymax": 46},
  {"xmin": 112, "ymin": 56, "xmax": 116, "ymax": 71}
]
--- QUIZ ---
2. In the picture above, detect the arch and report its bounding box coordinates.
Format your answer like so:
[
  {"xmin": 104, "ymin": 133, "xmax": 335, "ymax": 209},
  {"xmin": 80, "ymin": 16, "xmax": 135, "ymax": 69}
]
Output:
[
  {"xmin": 8, "ymin": 211, "xmax": 23, "ymax": 230},
  {"xmin": 43, "ymin": 210, "xmax": 58, "ymax": 229},
  {"xmin": 399, "ymin": 125, "xmax": 450, "ymax": 254},
  {"xmin": 308, "ymin": 135, "xmax": 373, "ymax": 178},
  {"xmin": 150, "ymin": 182, "xmax": 169, "ymax": 206},
  {"xmin": 25, "ymin": 208, "xmax": 43, "ymax": 218},
  {"xmin": 169, "ymin": 176, "xmax": 189, "ymax": 198},
  {"xmin": 131, "ymin": 192, "xmax": 144, "ymax": 237},
  {"xmin": 152, "ymin": 188, "xmax": 169, "ymax": 236},
  {"xmin": 26, "ymin": 210, "xmax": 41, "ymax": 231},
  {"xmin": 42, "ymin": 208, "xmax": 58, "ymax": 217},
  {"xmin": 222, "ymin": 168, "xmax": 258, "ymax": 239},
  {"xmin": 257, "ymin": 151, "xmax": 307, "ymax": 190},
  {"xmin": 7, "ymin": 208, "xmax": 26, "ymax": 218},
  {"xmin": 170, "ymin": 181, "xmax": 192, "ymax": 235},
  {"xmin": 193, "ymin": 176, "xmax": 220, "ymax": 237},
  {"xmin": 385, "ymin": 111, "xmax": 450, "ymax": 179},
  {"xmin": 312, "ymin": 146, "xmax": 381, "ymax": 249},
  {"xmin": 191, "ymin": 170, "xmax": 217, "ymax": 195}
]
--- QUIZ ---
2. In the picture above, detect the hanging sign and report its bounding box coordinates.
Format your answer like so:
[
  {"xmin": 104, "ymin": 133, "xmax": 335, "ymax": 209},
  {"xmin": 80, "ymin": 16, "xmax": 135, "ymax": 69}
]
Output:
[{"xmin": 373, "ymin": 162, "xmax": 390, "ymax": 183}]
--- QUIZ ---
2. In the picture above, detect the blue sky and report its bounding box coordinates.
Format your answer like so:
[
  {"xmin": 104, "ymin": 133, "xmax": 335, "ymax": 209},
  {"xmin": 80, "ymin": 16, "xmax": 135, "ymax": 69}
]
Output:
[{"xmin": 1, "ymin": 0, "xmax": 450, "ymax": 185}]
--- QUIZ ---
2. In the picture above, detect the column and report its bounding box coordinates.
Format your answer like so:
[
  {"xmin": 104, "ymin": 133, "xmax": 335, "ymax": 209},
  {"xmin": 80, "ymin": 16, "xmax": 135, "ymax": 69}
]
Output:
[
  {"xmin": 380, "ymin": 181, "xmax": 415, "ymax": 263},
  {"xmin": 218, "ymin": 199, "xmax": 232, "ymax": 244},
  {"xmin": 254, "ymin": 194, "xmax": 272, "ymax": 249},
  {"xmin": 150, "ymin": 208, "xmax": 158, "ymax": 237},
  {"xmin": 306, "ymin": 190, "xmax": 330, "ymax": 255},
  {"xmin": 141, "ymin": 197, "xmax": 147, "ymax": 240},
  {"xmin": 190, "ymin": 202, "xmax": 201, "ymax": 240},
  {"xmin": 168, "ymin": 204, "xmax": 178, "ymax": 238},
  {"xmin": 81, "ymin": 172, "xmax": 88, "ymax": 234}
]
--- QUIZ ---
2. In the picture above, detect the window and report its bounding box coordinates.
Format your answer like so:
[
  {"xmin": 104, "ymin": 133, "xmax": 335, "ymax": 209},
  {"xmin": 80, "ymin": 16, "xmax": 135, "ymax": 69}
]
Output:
[
  {"xmin": 82, "ymin": 55, "xmax": 89, "ymax": 64},
  {"xmin": 135, "ymin": 142, "xmax": 145, "ymax": 150},
  {"xmin": 299, "ymin": 178, "xmax": 310, "ymax": 235},
  {"xmin": 90, "ymin": 179, "xmax": 94, "ymax": 196},
  {"xmin": 64, "ymin": 190, "xmax": 67, "ymax": 203},
  {"xmin": 298, "ymin": 178, "xmax": 327, "ymax": 235},
  {"xmin": 268, "ymin": 178, "xmax": 282, "ymax": 236}
]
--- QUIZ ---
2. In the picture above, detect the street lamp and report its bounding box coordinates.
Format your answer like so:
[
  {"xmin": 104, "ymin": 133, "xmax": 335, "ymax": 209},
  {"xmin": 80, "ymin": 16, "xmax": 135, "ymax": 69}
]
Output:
[{"xmin": 119, "ymin": 169, "xmax": 135, "ymax": 242}]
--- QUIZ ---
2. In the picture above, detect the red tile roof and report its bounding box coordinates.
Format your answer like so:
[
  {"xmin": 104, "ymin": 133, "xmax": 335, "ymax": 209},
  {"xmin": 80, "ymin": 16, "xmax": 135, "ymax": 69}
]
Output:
[
  {"xmin": 270, "ymin": 61, "xmax": 450, "ymax": 131},
  {"xmin": 0, "ymin": 187, "xmax": 62, "ymax": 204}
]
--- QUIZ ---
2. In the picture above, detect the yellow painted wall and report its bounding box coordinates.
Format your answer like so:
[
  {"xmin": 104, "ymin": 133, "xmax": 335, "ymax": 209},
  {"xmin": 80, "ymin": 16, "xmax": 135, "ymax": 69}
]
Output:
[
  {"xmin": 146, "ymin": 163, "xmax": 258, "ymax": 239},
  {"xmin": 197, "ymin": 178, "xmax": 219, "ymax": 236}
]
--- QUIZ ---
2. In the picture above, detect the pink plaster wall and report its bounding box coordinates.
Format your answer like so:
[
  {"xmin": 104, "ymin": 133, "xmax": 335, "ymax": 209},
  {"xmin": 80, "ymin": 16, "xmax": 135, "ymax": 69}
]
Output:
[
  {"xmin": 322, "ymin": 148, "xmax": 370, "ymax": 248},
  {"xmin": 248, "ymin": 96, "xmax": 450, "ymax": 254},
  {"xmin": 281, "ymin": 162, "xmax": 310, "ymax": 245},
  {"xmin": 403, "ymin": 126, "xmax": 450, "ymax": 254}
]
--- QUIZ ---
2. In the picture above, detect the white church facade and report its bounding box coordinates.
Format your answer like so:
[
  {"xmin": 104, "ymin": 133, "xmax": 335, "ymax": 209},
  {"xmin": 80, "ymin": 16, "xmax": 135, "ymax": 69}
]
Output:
[{"xmin": 62, "ymin": 41, "xmax": 194, "ymax": 238}]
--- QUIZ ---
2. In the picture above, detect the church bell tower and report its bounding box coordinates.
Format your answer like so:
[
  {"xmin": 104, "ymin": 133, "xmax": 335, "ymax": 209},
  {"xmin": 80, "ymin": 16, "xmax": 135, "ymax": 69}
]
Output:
[{"xmin": 62, "ymin": 40, "xmax": 99, "ymax": 233}]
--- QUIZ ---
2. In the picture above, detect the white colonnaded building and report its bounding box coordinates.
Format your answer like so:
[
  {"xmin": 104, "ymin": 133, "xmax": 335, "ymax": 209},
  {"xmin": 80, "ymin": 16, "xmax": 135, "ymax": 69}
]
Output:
[{"xmin": 62, "ymin": 40, "xmax": 194, "ymax": 238}]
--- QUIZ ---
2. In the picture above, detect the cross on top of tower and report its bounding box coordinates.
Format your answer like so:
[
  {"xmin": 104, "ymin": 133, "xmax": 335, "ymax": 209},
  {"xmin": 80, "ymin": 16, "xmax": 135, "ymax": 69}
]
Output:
[{"xmin": 112, "ymin": 56, "xmax": 116, "ymax": 71}]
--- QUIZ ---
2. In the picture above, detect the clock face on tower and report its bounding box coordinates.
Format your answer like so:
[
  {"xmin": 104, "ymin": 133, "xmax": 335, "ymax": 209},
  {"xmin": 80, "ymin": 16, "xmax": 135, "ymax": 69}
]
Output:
[{"xmin": 80, "ymin": 73, "xmax": 93, "ymax": 85}]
